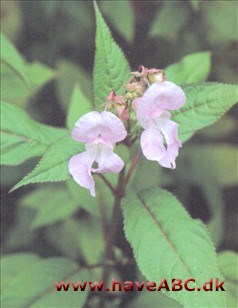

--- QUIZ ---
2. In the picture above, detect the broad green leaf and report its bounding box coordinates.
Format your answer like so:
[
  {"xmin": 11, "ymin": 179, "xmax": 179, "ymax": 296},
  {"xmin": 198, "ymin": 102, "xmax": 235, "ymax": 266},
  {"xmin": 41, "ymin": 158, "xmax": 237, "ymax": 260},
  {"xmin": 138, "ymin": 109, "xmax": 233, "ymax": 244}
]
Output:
[
  {"xmin": 1, "ymin": 32, "xmax": 28, "ymax": 86},
  {"xmin": 66, "ymin": 84, "xmax": 92, "ymax": 130},
  {"xmin": 1, "ymin": 102, "xmax": 67, "ymax": 166},
  {"xmin": 20, "ymin": 185, "xmax": 81, "ymax": 229},
  {"xmin": 100, "ymin": 1, "xmax": 135, "ymax": 43},
  {"xmin": 131, "ymin": 291, "xmax": 181, "ymax": 308},
  {"xmin": 1, "ymin": 62, "xmax": 29, "ymax": 106},
  {"xmin": 56, "ymin": 59, "xmax": 92, "ymax": 110},
  {"xmin": 93, "ymin": 2, "xmax": 130, "ymax": 107},
  {"xmin": 11, "ymin": 136, "xmax": 83, "ymax": 191},
  {"xmin": 26, "ymin": 61, "xmax": 56, "ymax": 92},
  {"xmin": 122, "ymin": 188, "xmax": 226, "ymax": 307},
  {"xmin": 149, "ymin": 2, "xmax": 189, "ymax": 38},
  {"xmin": 2, "ymin": 253, "xmax": 40, "ymax": 292},
  {"xmin": 2, "ymin": 256, "xmax": 89, "ymax": 307},
  {"xmin": 1, "ymin": 61, "xmax": 56, "ymax": 106},
  {"xmin": 173, "ymin": 83, "xmax": 238, "ymax": 142},
  {"xmin": 218, "ymin": 251, "xmax": 238, "ymax": 307},
  {"xmin": 166, "ymin": 52, "xmax": 211, "ymax": 84}
]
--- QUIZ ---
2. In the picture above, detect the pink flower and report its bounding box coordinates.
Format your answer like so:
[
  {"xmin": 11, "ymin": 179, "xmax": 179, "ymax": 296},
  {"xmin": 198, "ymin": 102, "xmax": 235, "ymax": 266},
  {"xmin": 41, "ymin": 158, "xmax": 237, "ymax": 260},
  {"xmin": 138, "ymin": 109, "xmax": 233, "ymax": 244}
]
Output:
[
  {"xmin": 69, "ymin": 111, "xmax": 127, "ymax": 196},
  {"xmin": 134, "ymin": 81, "xmax": 186, "ymax": 169}
]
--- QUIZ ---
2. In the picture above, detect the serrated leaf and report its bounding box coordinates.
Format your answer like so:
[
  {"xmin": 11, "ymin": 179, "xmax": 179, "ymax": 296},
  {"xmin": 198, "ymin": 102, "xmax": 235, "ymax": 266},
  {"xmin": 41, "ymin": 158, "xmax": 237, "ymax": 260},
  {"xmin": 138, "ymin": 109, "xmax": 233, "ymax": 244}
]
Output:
[
  {"xmin": 93, "ymin": 1, "xmax": 130, "ymax": 107},
  {"xmin": 66, "ymin": 84, "xmax": 92, "ymax": 130},
  {"xmin": 122, "ymin": 188, "xmax": 226, "ymax": 307},
  {"xmin": 1, "ymin": 102, "xmax": 67, "ymax": 166},
  {"xmin": 1, "ymin": 32, "xmax": 28, "ymax": 86},
  {"xmin": 2, "ymin": 256, "xmax": 89, "ymax": 307},
  {"xmin": 149, "ymin": 2, "xmax": 189, "ymax": 38},
  {"xmin": 100, "ymin": 1, "xmax": 135, "ymax": 43},
  {"xmin": 166, "ymin": 52, "xmax": 211, "ymax": 84},
  {"xmin": 218, "ymin": 251, "xmax": 238, "ymax": 307},
  {"xmin": 20, "ymin": 185, "xmax": 81, "ymax": 229},
  {"xmin": 173, "ymin": 83, "xmax": 238, "ymax": 142},
  {"xmin": 11, "ymin": 136, "xmax": 83, "ymax": 191}
]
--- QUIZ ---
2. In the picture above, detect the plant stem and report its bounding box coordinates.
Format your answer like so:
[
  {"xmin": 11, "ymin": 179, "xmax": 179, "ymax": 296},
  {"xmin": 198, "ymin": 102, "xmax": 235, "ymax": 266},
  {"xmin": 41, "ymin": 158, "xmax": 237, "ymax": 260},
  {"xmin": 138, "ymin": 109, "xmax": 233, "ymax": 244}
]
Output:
[
  {"xmin": 125, "ymin": 148, "xmax": 142, "ymax": 185},
  {"xmin": 98, "ymin": 174, "xmax": 116, "ymax": 195},
  {"xmin": 100, "ymin": 169, "xmax": 125, "ymax": 306}
]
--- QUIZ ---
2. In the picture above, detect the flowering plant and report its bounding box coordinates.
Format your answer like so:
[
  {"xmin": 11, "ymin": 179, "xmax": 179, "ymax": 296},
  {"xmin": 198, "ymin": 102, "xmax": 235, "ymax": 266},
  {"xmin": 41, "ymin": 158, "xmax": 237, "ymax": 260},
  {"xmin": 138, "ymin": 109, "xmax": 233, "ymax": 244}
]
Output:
[{"xmin": 1, "ymin": 1, "xmax": 237, "ymax": 307}]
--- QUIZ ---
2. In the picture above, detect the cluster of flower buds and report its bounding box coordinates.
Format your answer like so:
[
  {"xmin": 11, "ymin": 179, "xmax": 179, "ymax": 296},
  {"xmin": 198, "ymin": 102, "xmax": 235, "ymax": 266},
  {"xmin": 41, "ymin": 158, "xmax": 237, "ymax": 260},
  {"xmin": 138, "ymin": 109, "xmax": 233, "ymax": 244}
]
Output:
[{"xmin": 69, "ymin": 66, "xmax": 186, "ymax": 196}]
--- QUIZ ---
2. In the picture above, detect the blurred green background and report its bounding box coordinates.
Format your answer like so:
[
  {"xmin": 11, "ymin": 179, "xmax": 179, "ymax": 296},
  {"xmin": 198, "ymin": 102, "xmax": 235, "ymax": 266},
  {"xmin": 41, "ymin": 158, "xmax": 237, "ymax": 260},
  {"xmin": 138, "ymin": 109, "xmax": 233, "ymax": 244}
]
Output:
[{"xmin": 1, "ymin": 0, "xmax": 237, "ymax": 278}]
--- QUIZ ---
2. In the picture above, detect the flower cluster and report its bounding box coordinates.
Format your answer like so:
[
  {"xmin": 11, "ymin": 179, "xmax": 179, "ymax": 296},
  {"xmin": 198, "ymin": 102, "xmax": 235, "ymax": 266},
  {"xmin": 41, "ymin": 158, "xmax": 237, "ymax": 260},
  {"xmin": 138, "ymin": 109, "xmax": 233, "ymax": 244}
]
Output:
[{"xmin": 69, "ymin": 67, "xmax": 186, "ymax": 196}]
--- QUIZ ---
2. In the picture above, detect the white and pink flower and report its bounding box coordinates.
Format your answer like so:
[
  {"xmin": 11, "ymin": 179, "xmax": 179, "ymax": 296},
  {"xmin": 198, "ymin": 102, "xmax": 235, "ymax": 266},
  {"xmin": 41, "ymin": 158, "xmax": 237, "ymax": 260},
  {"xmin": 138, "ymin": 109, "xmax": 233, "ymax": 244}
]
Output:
[
  {"xmin": 69, "ymin": 111, "xmax": 127, "ymax": 196},
  {"xmin": 133, "ymin": 81, "xmax": 186, "ymax": 169}
]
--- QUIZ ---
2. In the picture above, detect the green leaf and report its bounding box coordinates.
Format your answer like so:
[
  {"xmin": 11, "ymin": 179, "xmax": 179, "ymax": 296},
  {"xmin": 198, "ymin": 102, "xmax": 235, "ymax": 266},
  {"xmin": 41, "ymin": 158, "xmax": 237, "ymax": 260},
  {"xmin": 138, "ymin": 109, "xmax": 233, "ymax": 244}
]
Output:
[
  {"xmin": 2, "ymin": 253, "xmax": 40, "ymax": 292},
  {"xmin": 100, "ymin": 1, "xmax": 135, "ymax": 43},
  {"xmin": 218, "ymin": 251, "xmax": 238, "ymax": 307},
  {"xmin": 1, "ymin": 61, "xmax": 56, "ymax": 106},
  {"xmin": 93, "ymin": 1, "xmax": 130, "ymax": 107},
  {"xmin": 1, "ymin": 102, "xmax": 67, "ymax": 166},
  {"xmin": 122, "ymin": 188, "xmax": 226, "ymax": 307},
  {"xmin": 1, "ymin": 62, "xmax": 29, "ymax": 106},
  {"xmin": 20, "ymin": 185, "xmax": 81, "ymax": 229},
  {"xmin": 2, "ymin": 255, "xmax": 89, "ymax": 307},
  {"xmin": 56, "ymin": 59, "xmax": 92, "ymax": 111},
  {"xmin": 149, "ymin": 2, "xmax": 189, "ymax": 38},
  {"xmin": 173, "ymin": 83, "xmax": 238, "ymax": 142},
  {"xmin": 1, "ymin": 32, "xmax": 28, "ymax": 86},
  {"xmin": 131, "ymin": 291, "xmax": 181, "ymax": 308},
  {"xmin": 66, "ymin": 84, "xmax": 92, "ymax": 129},
  {"xmin": 26, "ymin": 61, "xmax": 56, "ymax": 93},
  {"xmin": 11, "ymin": 136, "xmax": 83, "ymax": 191},
  {"xmin": 166, "ymin": 52, "xmax": 211, "ymax": 84}
]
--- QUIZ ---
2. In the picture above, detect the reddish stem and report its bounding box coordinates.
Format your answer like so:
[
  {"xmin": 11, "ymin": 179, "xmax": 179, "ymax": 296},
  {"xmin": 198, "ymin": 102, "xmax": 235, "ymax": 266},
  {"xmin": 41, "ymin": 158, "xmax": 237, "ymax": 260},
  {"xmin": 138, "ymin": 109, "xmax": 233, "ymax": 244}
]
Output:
[{"xmin": 125, "ymin": 149, "xmax": 142, "ymax": 185}]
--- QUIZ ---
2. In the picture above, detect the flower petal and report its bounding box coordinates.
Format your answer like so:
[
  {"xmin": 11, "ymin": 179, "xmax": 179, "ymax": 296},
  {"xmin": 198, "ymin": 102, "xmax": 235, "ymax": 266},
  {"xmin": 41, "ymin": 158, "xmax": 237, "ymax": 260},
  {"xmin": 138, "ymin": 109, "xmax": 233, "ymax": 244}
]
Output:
[
  {"xmin": 93, "ymin": 144, "xmax": 124, "ymax": 174},
  {"xmin": 100, "ymin": 111, "xmax": 127, "ymax": 143},
  {"xmin": 154, "ymin": 81, "xmax": 186, "ymax": 110},
  {"xmin": 71, "ymin": 111, "xmax": 103, "ymax": 143},
  {"xmin": 140, "ymin": 127, "xmax": 171, "ymax": 168},
  {"xmin": 136, "ymin": 81, "xmax": 186, "ymax": 128},
  {"xmin": 158, "ymin": 117, "xmax": 181, "ymax": 169},
  {"xmin": 72, "ymin": 111, "xmax": 127, "ymax": 144},
  {"xmin": 68, "ymin": 148, "xmax": 97, "ymax": 197}
]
